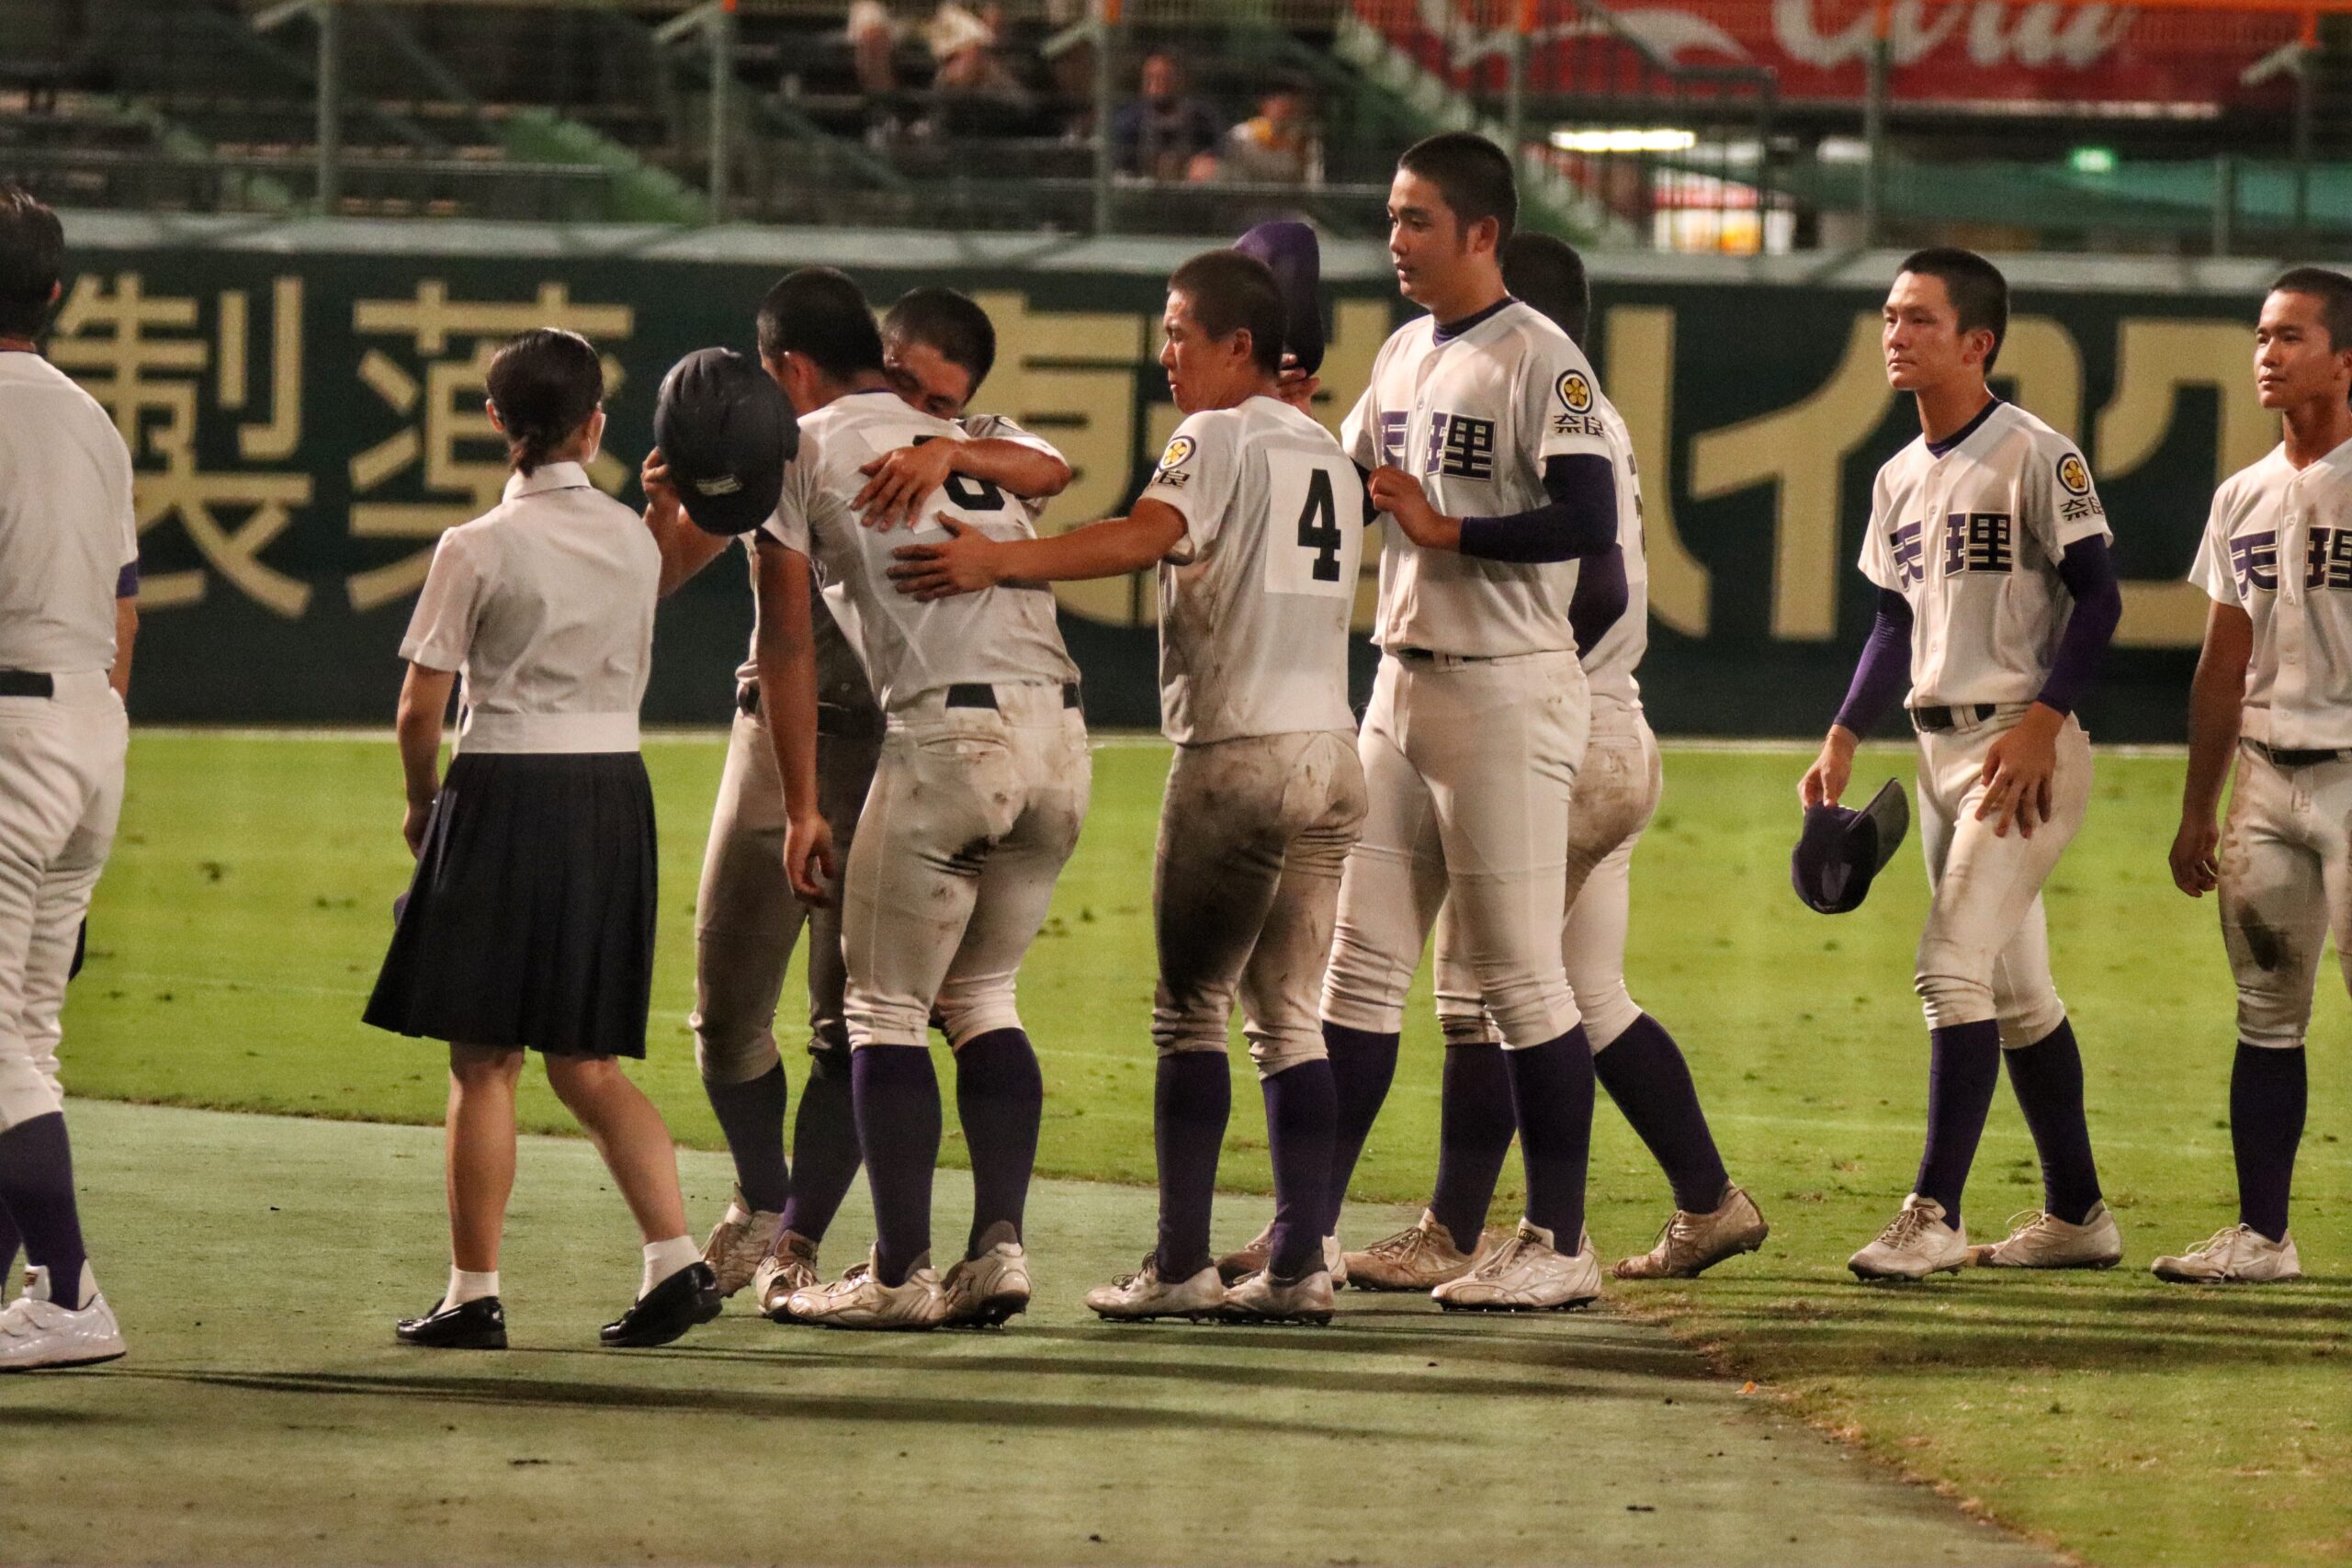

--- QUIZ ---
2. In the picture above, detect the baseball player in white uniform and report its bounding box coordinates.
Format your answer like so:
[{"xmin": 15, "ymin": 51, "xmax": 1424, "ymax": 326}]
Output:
[
  {"xmin": 892, "ymin": 246, "xmax": 1369, "ymax": 1325},
  {"xmin": 2156, "ymin": 266, "xmax": 2352, "ymax": 1285},
  {"xmin": 0, "ymin": 186, "xmax": 137, "ymax": 1370},
  {"xmin": 1802, "ymin": 248, "xmax": 2126, "ymax": 1281},
  {"xmin": 1311, "ymin": 133, "xmax": 1624, "ymax": 1312},
  {"xmin": 1363, "ymin": 233, "xmax": 1765, "ymax": 1292},
  {"xmin": 642, "ymin": 285, "xmax": 1069, "ymax": 1318},
  {"xmin": 750, "ymin": 267, "xmax": 1090, "ymax": 1332}
]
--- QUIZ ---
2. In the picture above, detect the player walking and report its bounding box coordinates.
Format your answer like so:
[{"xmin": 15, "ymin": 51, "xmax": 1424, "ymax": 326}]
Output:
[
  {"xmin": 1800, "ymin": 249, "xmax": 2127, "ymax": 1281},
  {"xmin": 890, "ymin": 246, "xmax": 1368, "ymax": 1324},
  {"xmin": 1312, "ymin": 133, "xmax": 1623, "ymax": 1312},
  {"xmin": 0, "ymin": 186, "xmax": 137, "ymax": 1370},
  {"xmin": 2155, "ymin": 266, "xmax": 2352, "ymax": 1285}
]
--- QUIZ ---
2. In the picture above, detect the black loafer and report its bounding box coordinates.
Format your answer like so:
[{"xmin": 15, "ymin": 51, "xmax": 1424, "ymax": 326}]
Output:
[
  {"xmin": 396, "ymin": 1295, "xmax": 507, "ymax": 1349},
  {"xmin": 600, "ymin": 1262, "xmax": 721, "ymax": 1348}
]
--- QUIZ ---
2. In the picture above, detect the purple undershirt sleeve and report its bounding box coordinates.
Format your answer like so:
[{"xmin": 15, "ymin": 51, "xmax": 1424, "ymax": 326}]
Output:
[
  {"xmin": 1456, "ymin": 454, "xmax": 1616, "ymax": 563},
  {"xmin": 114, "ymin": 562, "xmax": 139, "ymax": 599},
  {"xmin": 1567, "ymin": 547, "xmax": 1628, "ymax": 652},
  {"xmin": 1833, "ymin": 589, "xmax": 1914, "ymax": 735},
  {"xmin": 2036, "ymin": 535, "xmax": 2120, "ymax": 717}
]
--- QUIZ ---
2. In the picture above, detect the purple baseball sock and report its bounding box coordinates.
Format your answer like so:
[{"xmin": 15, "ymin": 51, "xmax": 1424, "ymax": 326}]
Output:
[
  {"xmin": 851, "ymin": 1046, "xmax": 940, "ymax": 1285},
  {"xmin": 1593, "ymin": 1015, "xmax": 1731, "ymax": 1215},
  {"xmin": 2000, "ymin": 1020, "xmax": 2104, "ymax": 1224},
  {"xmin": 0, "ymin": 1201, "xmax": 18, "ymax": 1288},
  {"xmin": 2231, "ymin": 1043, "xmax": 2306, "ymax": 1243},
  {"xmin": 1914, "ymin": 1021, "xmax": 2002, "ymax": 1230},
  {"xmin": 1262, "ymin": 1058, "xmax": 1336, "ymax": 1280},
  {"xmin": 1429, "ymin": 1043, "xmax": 1514, "ymax": 1253},
  {"xmin": 702, "ymin": 1063, "xmax": 791, "ymax": 1214},
  {"xmin": 954, "ymin": 1029, "xmax": 1044, "ymax": 1258},
  {"xmin": 0, "ymin": 1113, "xmax": 87, "ymax": 1309},
  {"xmin": 782, "ymin": 1046, "xmax": 863, "ymax": 1243},
  {"xmin": 1322, "ymin": 1022, "xmax": 1399, "ymax": 1234},
  {"xmin": 1502, "ymin": 1029, "xmax": 1596, "ymax": 1244},
  {"xmin": 1152, "ymin": 1053, "xmax": 1231, "ymax": 1279}
]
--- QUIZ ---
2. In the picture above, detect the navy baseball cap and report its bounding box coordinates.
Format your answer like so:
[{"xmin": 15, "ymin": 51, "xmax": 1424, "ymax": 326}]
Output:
[
  {"xmin": 1234, "ymin": 220, "xmax": 1325, "ymax": 376},
  {"xmin": 653, "ymin": 348, "xmax": 797, "ymax": 536},
  {"xmin": 1791, "ymin": 779, "xmax": 1910, "ymax": 915}
]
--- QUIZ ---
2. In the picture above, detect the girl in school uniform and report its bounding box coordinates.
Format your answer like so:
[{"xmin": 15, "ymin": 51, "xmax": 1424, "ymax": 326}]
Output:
[{"xmin": 365, "ymin": 328, "xmax": 718, "ymax": 1350}]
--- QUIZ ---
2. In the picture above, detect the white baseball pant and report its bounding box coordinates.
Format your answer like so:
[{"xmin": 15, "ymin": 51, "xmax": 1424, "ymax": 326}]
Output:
[
  {"xmin": 1320, "ymin": 649, "xmax": 1588, "ymax": 1048},
  {"xmin": 842, "ymin": 683, "xmax": 1091, "ymax": 1050},
  {"xmin": 0, "ymin": 673, "xmax": 127, "ymax": 1134},
  {"xmin": 2216, "ymin": 742, "xmax": 2352, "ymax": 1050}
]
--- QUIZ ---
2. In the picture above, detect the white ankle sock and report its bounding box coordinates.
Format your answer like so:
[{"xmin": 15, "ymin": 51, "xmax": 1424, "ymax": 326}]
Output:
[
  {"xmin": 446, "ymin": 1267, "xmax": 499, "ymax": 1307},
  {"xmin": 640, "ymin": 1235, "xmax": 698, "ymax": 1300}
]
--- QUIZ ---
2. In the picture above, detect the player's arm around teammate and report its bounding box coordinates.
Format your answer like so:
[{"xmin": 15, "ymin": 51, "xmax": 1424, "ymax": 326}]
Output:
[
  {"xmin": 1799, "ymin": 250, "xmax": 2126, "ymax": 1282},
  {"xmin": 2152, "ymin": 269, "xmax": 2352, "ymax": 1286}
]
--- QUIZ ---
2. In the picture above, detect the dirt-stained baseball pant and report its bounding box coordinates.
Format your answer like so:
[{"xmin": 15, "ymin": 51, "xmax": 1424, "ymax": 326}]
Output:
[
  {"xmin": 1913, "ymin": 705, "xmax": 2092, "ymax": 1043},
  {"xmin": 843, "ymin": 683, "xmax": 1091, "ymax": 1051},
  {"xmin": 1153, "ymin": 730, "xmax": 1366, "ymax": 1079},
  {"xmin": 2216, "ymin": 743, "xmax": 2352, "ymax": 1050},
  {"xmin": 1321, "ymin": 649, "xmax": 1588, "ymax": 1049},
  {"xmin": 1433, "ymin": 707, "xmax": 1660, "ymax": 1051},
  {"xmin": 0, "ymin": 673, "xmax": 127, "ymax": 1134}
]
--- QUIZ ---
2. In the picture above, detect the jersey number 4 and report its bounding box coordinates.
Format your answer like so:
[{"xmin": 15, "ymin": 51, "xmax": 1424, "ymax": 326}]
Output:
[{"xmin": 1264, "ymin": 453, "xmax": 1363, "ymax": 599}]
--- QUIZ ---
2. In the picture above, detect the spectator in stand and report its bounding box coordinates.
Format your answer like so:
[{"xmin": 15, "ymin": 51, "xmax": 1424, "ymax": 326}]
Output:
[
  {"xmin": 1113, "ymin": 51, "xmax": 1222, "ymax": 182},
  {"xmin": 852, "ymin": 0, "xmax": 1028, "ymax": 138},
  {"xmin": 1221, "ymin": 82, "xmax": 1320, "ymax": 186}
]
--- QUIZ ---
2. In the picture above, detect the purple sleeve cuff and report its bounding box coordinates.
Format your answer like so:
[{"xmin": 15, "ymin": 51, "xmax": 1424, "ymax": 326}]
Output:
[
  {"xmin": 1568, "ymin": 547, "xmax": 1628, "ymax": 652},
  {"xmin": 1457, "ymin": 454, "xmax": 1616, "ymax": 563},
  {"xmin": 115, "ymin": 561, "xmax": 139, "ymax": 599},
  {"xmin": 2036, "ymin": 536, "xmax": 2121, "ymax": 717},
  {"xmin": 1833, "ymin": 589, "xmax": 1914, "ymax": 734}
]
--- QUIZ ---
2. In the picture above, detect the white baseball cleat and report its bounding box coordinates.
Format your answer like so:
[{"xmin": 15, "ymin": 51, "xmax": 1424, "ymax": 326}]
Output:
[
  {"xmin": 1221, "ymin": 1267, "xmax": 1336, "ymax": 1325},
  {"xmin": 1614, "ymin": 1184, "xmax": 1771, "ymax": 1280},
  {"xmin": 2151, "ymin": 1224, "xmax": 2303, "ymax": 1284},
  {"xmin": 1323, "ymin": 1234, "xmax": 1349, "ymax": 1291},
  {"xmin": 941, "ymin": 1224, "xmax": 1031, "ymax": 1328},
  {"xmin": 1085, "ymin": 1257, "xmax": 1227, "ymax": 1322},
  {"xmin": 0, "ymin": 1268, "xmax": 126, "ymax": 1371},
  {"xmin": 699, "ymin": 1188, "xmax": 785, "ymax": 1298},
  {"xmin": 1972, "ymin": 1202, "xmax": 2123, "ymax": 1269},
  {"xmin": 753, "ymin": 1229, "xmax": 821, "ymax": 1320},
  {"xmin": 785, "ymin": 1251, "xmax": 949, "ymax": 1330},
  {"xmin": 1430, "ymin": 1221, "xmax": 1601, "ymax": 1312},
  {"xmin": 1214, "ymin": 1223, "xmax": 1273, "ymax": 1285},
  {"xmin": 1343, "ymin": 1210, "xmax": 1480, "ymax": 1291},
  {"xmin": 1849, "ymin": 1194, "xmax": 1971, "ymax": 1280}
]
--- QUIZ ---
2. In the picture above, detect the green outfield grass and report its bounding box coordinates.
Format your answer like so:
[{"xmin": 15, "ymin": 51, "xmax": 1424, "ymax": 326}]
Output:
[{"xmin": 51, "ymin": 731, "xmax": 2352, "ymax": 1568}]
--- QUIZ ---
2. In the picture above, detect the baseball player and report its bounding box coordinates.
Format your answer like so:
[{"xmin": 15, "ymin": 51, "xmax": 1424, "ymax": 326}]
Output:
[
  {"xmin": 642, "ymin": 286, "xmax": 1069, "ymax": 1318},
  {"xmin": 1340, "ymin": 232, "xmax": 1765, "ymax": 1291},
  {"xmin": 0, "ymin": 186, "xmax": 136, "ymax": 1370},
  {"xmin": 2155, "ymin": 266, "xmax": 2352, "ymax": 1285},
  {"xmin": 1311, "ymin": 133, "xmax": 1624, "ymax": 1312},
  {"xmin": 1800, "ymin": 247, "xmax": 2126, "ymax": 1281},
  {"xmin": 749, "ymin": 267, "xmax": 1090, "ymax": 1332},
  {"xmin": 891, "ymin": 243, "xmax": 1368, "ymax": 1324}
]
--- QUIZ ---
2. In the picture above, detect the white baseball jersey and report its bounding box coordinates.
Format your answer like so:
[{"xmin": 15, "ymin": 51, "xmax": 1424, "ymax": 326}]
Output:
[
  {"xmin": 1340, "ymin": 299, "xmax": 1611, "ymax": 657},
  {"xmin": 1582, "ymin": 397, "xmax": 1647, "ymax": 712},
  {"xmin": 2188, "ymin": 436, "xmax": 2352, "ymax": 750},
  {"xmin": 1136, "ymin": 395, "xmax": 1363, "ymax": 745},
  {"xmin": 0, "ymin": 352, "xmax": 137, "ymax": 675},
  {"xmin": 1859, "ymin": 399, "xmax": 2111, "ymax": 708},
  {"xmin": 760, "ymin": 391, "xmax": 1078, "ymax": 712}
]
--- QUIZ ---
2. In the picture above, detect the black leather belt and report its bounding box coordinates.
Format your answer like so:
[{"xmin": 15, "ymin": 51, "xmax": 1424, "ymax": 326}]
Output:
[
  {"xmin": 735, "ymin": 680, "xmax": 883, "ymax": 740},
  {"xmin": 2248, "ymin": 739, "xmax": 2352, "ymax": 768},
  {"xmin": 1910, "ymin": 703, "xmax": 1996, "ymax": 732},
  {"xmin": 944, "ymin": 682, "xmax": 1082, "ymax": 710},
  {"xmin": 0, "ymin": 671, "xmax": 54, "ymax": 698},
  {"xmin": 1391, "ymin": 647, "xmax": 1494, "ymax": 663}
]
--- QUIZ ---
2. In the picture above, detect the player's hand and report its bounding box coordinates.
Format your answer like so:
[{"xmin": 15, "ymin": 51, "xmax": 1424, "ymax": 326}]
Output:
[
  {"xmin": 1366, "ymin": 466, "xmax": 1458, "ymax": 549},
  {"xmin": 2169, "ymin": 814, "xmax": 2222, "ymax": 897},
  {"xmin": 784, "ymin": 812, "xmax": 838, "ymax": 907},
  {"xmin": 887, "ymin": 515, "xmax": 1001, "ymax": 600},
  {"xmin": 1976, "ymin": 704, "xmax": 2064, "ymax": 839},
  {"xmin": 401, "ymin": 801, "xmax": 433, "ymax": 859},
  {"xmin": 1273, "ymin": 354, "xmax": 1321, "ymax": 412},
  {"xmin": 1800, "ymin": 727, "xmax": 1857, "ymax": 808},
  {"xmin": 640, "ymin": 449, "xmax": 683, "ymax": 526},
  {"xmin": 855, "ymin": 442, "xmax": 956, "ymax": 532}
]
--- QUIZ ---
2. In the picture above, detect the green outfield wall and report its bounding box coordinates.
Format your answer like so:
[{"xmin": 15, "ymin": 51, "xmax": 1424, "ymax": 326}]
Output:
[{"xmin": 59, "ymin": 215, "xmax": 2293, "ymax": 739}]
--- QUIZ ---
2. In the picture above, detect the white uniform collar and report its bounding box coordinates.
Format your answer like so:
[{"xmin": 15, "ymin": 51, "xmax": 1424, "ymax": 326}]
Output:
[{"xmin": 503, "ymin": 461, "xmax": 593, "ymax": 502}]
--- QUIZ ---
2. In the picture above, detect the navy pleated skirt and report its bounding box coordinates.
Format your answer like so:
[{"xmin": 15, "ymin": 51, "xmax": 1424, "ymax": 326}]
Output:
[{"xmin": 365, "ymin": 751, "xmax": 657, "ymax": 1058}]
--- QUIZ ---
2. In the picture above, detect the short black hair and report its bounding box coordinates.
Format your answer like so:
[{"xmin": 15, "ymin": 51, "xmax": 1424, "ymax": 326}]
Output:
[
  {"xmin": 1397, "ymin": 131, "xmax": 1517, "ymax": 246},
  {"xmin": 1501, "ymin": 231, "xmax": 1589, "ymax": 347},
  {"xmin": 2268, "ymin": 265, "xmax": 2352, "ymax": 352},
  {"xmin": 486, "ymin": 328, "xmax": 603, "ymax": 477},
  {"xmin": 755, "ymin": 266, "xmax": 884, "ymax": 382},
  {"xmin": 883, "ymin": 287, "xmax": 996, "ymax": 395},
  {"xmin": 0, "ymin": 185, "xmax": 64, "ymax": 339},
  {"xmin": 1169, "ymin": 249, "xmax": 1286, "ymax": 376},
  {"xmin": 1897, "ymin": 246, "xmax": 2008, "ymax": 372}
]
